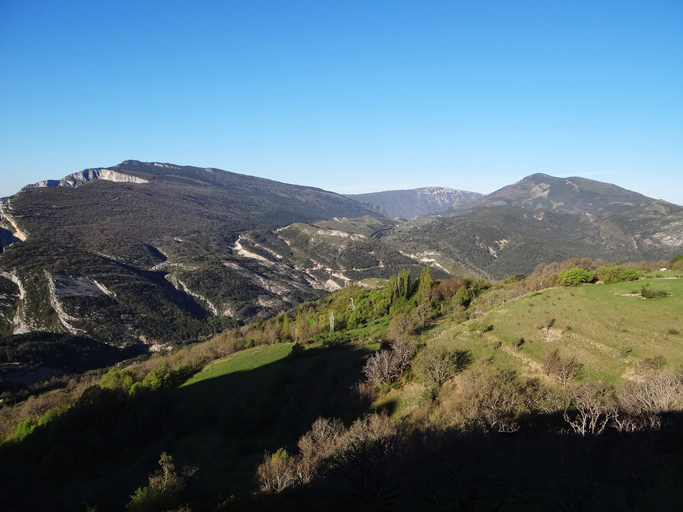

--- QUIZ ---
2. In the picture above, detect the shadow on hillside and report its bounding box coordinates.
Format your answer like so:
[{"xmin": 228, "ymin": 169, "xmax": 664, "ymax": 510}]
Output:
[
  {"xmin": 174, "ymin": 345, "xmax": 376, "ymax": 441},
  {"xmin": 0, "ymin": 344, "xmax": 374, "ymax": 512},
  {"xmin": 246, "ymin": 412, "xmax": 683, "ymax": 512},
  {"xmin": 0, "ymin": 332, "xmax": 147, "ymax": 392}
]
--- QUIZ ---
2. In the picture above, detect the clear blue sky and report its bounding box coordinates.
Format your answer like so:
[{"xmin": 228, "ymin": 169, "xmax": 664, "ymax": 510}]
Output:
[{"xmin": 1, "ymin": 1, "xmax": 682, "ymax": 202}]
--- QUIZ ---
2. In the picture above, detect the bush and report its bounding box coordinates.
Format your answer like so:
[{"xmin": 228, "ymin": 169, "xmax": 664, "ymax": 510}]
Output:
[
  {"xmin": 619, "ymin": 269, "xmax": 643, "ymax": 281},
  {"xmin": 449, "ymin": 370, "xmax": 531, "ymax": 432},
  {"xmin": 413, "ymin": 345, "xmax": 470, "ymax": 386},
  {"xmin": 455, "ymin": 286, "xmax": 475, "ymax": 308},
  {"xmin": 641, "ymin": 284, "xmax": 669, "ymax": 299},
  {"xmin": 387, "ymin": 313, "xmax": 414, "ymax": 340},
  {"xmin": 563, "ymin": 382, "xmax": 615, "ymax": 436},
  {"xmin": 557, "ymin": 268, "xmax": 593, "ymax": 286},
  {"xmin": 594, "ymin": 263, "xmax": 625, "ymax": 284},
  {"xmin": 126, "ymin": 452, "xmax": 186, "ymax": 512},
  {"xmin": 100, "ymin": 368, "xmax": 137, "ymax": 392}
]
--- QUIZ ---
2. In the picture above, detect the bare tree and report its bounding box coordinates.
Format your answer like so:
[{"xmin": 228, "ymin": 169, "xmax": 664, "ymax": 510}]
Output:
[
  {"xmin": 334, "ymin": 411, "xmax": 406, "ymax": 502},
  {"xmin": 296, "ymin": 417, "xmax": 345, "ymax": 484},
  {"xmin": 563, "ymin": 382, "xmax": 616, "ymax": 436},
  {"xmin": 539, "ymin": 317, "xmax": 556, "ymax": 333},
  {"xmin": 614, "ymin": 369, "xmax": 683, "ymax": 430},
  {"xmin": 257, "ymin": 449, "xmax": 297, "ymax": 493},
  {"xmin": 542, "ymin": 348, "xmax": 583, "ymax": 385},
  {"xmin": 362, "ymin": 340, "xmax": 414, "ymax": 385}
]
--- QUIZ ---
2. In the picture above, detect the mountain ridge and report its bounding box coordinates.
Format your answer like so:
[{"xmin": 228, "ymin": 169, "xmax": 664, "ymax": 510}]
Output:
[
  {"xmin": 450, "ymin": 172, "xmax": 663, "ymax": 215},
  {"xmin": 347, "ymin": 186, "xmax": 482, "ymax": 219},
  {"xmin": 1, "ymin": 163, "xmax": 682, "ymax": 380}
]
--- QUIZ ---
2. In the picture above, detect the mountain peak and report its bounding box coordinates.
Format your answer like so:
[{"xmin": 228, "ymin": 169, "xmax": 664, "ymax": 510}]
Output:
[{"xmin": 452, "ymin": 173, "xmax": 656, "ymax": 216}]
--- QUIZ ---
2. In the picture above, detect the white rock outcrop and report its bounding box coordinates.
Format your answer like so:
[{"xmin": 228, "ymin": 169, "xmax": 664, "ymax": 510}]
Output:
[{"xmin": 25, "ymin": 169, "xmax": 148, "ymax": 189}]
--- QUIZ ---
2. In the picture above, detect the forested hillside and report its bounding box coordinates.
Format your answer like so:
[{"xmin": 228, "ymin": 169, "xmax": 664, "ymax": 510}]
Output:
[
  {"xmin": 2, "ymin": 166, "xmax": 683, "ymax": 391},
  {"xmin": 2, "ymin": 256, "xmax": 683, "ymax": 510}
]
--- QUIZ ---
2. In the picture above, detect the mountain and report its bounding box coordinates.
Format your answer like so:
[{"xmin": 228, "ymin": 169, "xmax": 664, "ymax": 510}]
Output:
[
  {"xmin": 451, "ymin": 173, "xmax": 655, "ymax": 215},
  {"xmin": 2, "ymin": 165, "xmax": 682, "ymax": 382},
  {"xmin": 347, "ymin": 187, "xmax": 483, "ymax": 219},
  {"xmin": 0, "ymin": 161, "xmax": 381, "ymax": 366}
]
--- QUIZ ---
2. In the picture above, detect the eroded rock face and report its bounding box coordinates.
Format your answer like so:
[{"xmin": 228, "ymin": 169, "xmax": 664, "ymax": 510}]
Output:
[{"xmin": 26, "ymin": 169, "xmax": 148, "ymax": 189}]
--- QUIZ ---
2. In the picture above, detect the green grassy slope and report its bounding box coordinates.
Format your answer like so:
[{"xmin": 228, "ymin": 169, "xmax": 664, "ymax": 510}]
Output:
[{"xmin": 480, "ymin": 278, "xmax": 683, "ymax": 385}]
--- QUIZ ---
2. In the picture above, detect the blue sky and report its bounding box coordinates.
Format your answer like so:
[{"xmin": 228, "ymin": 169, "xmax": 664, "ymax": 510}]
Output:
[{"xmin": 1, "ymin": 1, "xmax": 682, "ymax": 202}]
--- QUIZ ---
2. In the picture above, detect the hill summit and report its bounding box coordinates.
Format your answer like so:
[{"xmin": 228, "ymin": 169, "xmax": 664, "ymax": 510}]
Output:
[{"xmin": 452, "ymin": 173, "xmax": 656, "ymax": 215}]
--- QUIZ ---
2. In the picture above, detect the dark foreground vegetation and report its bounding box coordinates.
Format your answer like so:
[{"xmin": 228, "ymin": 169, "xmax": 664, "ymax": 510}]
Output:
[{"xmin": 1, "ymin": 255, "xmax": 683, "ymax": 511}]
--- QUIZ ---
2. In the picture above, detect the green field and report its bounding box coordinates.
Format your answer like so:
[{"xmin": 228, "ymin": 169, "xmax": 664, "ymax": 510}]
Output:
[
  {"xmin": 460, "ymin": 278, "xmax": 683, "ymax": 385},
  {"xmin": 182, "ymin": 343, "xmax": 293, "ymax": 388}
]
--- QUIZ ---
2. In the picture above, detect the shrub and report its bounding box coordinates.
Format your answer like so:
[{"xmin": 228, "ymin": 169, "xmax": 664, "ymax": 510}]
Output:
[
  {"xmin": 636, "ymin": 356, "xmax": 666, "ymax": 373},
  {"xmin": 126, "ymin": 452, "xmax": 186, "ymax": 511},
  {"xmin": 445, "ymin": 369, "xmax": 531, "ymax": 432},
  {"xmin": 557, "ymin": 268, "xmax": 593, "ymax": 286},
  {"xmin": 100, "ymin": 368, "xmax": 137, "ymax": 392},
  {"xmin": 618, "ymin": 369, "xmax": 683, "ymax": 415},
  {"xmin": 387, "ymin": 313, "xmax": 414, "ymax": 340},
  {"xmin": 640, "ymin": 284, "xmax": 669, "ymax": 299},
  {"xmin": 413, "ymin": 345, "xmax": 470, "ymax": 386},
  {"xmin": 619, "ymin": 269, "xmax": 643, "ymax": 282},
  {"xmin": 594, "ymin": 263, "xmax": 624, "ymax": 284}
]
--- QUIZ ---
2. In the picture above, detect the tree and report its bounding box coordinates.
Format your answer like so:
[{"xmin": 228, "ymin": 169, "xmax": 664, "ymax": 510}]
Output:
[
  {"xmin": 416, "ymin": 265, "xmax": 434, "ymax": 302},
  {"xmin": 397, "ymin": 269, "xmax": 412, "ymax": 298},
  {"xmin": 411, "ymin": 301, "xmax": 433, "ymax": 329},
  {"xmin": 542, "ymin": 348, "xmax": 582, "ymax": 385},
  {"xmin": 281, "ymin": 313, "xmax": 291, "ymax": 342},
  {"xmin": 362, "ymin": 340, "xmax": 413, "ymax": 385},
  {"xmin": 455, "ymin": 286, "xmax": 475, "ymax": 308},
  {"xmin": 413, "ymin": 345, "xmax": 466, "ymax": 387},
  {"xmin": 295, "ymin": 310, "xmax": 303, "ymax": 343},
  {"xmin": 387, "ymin": 313, "xmax": 413, "ymax": 340},
  {"xmin": 670, "ymin": 254, "xmax": 683, "ymax": 268},
  {"xmin": 557, "ymin": 268, "xmax": 592, "ymax": 286},
  {"xmin": 296, "ymin": 417, "xmax": 345, "ymax": 484},
  {"xmin": 619, "ymin": 269, "xmax": 643, "ymax": 282},
  {"xmin": 257, "ymin": 448, "xmax": 297, "ymax": 493},
  {"xmin": 539, "ymin": 316, "xmax": 555, "ymax": 334},
  {"xmin": 563, "ymin": 382, "xmax": 615, "ymax": 436},
  {"xmin": 126, "ymin": 452, "xmax": 186, "ymax": 512}
]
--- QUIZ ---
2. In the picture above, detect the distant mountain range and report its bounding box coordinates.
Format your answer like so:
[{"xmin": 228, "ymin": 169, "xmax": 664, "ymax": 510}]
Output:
[
  {"xmin": 1, "ymin": 161, "xmax": 682, "ymax": 381},
  {"xmin": 347, "ymin": 187, "xmax": 482, "ymax": 218}
]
